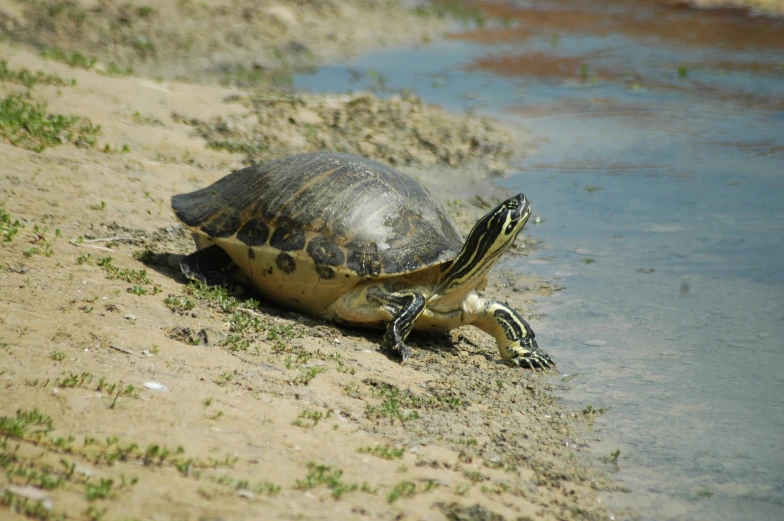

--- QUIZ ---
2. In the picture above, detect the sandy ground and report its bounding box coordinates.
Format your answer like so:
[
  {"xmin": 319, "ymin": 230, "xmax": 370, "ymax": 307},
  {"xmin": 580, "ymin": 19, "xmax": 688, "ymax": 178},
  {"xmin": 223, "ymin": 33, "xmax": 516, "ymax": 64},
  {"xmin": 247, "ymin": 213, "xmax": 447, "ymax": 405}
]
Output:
[{"xmin": 0, "ymin": 2, "xmax": 622, "ymax": 520}]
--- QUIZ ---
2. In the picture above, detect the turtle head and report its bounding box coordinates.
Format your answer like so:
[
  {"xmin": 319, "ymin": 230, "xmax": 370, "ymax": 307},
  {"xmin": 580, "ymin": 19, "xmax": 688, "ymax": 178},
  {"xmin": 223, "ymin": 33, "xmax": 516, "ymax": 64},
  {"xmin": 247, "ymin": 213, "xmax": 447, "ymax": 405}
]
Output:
[
  {"xmin": 441, "ymin": 193, "xmax": 532, "ymax": 290},
  {"xmin": 494, "ymin": 193, "xmax": 530, "ymax": 238},
  {"xmin": 475, "ymin": 193, "xmax": 532, "ymax": 256}
]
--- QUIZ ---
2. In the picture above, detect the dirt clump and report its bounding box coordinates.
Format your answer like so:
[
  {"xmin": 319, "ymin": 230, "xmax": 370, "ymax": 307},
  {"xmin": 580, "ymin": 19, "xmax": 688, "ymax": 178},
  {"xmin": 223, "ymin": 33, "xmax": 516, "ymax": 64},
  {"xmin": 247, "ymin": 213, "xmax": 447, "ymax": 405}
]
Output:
[{"xmin": 181, "ymin": 91, "xmax": 517, "ymax": 176}]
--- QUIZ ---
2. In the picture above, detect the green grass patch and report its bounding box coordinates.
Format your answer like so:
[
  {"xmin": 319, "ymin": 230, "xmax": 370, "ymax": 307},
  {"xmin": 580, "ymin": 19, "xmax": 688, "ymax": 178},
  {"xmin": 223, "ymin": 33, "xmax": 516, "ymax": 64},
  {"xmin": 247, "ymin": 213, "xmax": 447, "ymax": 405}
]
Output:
[
  {"xmin": 183, "ymin": 281, "xmax": 242, "ymax": 312},
  {"xmin": 292, "ymin": 409, "xmax": 330, "ymax": 428},
  {"xmin": 295, "ymin": 462, "xmax": 369, "ymax": 500},
  {"xmin": 0, "ymin": 208, "xmax": 22, "ymax": 242},
  {"xmin": 56, "ymin": 372, "xmax": 93, "ymax": 388},
  {"xmin": 365, "ymin": 382, "xmax": 426, "ymax": 425},
  {"xmin": 40, "ymin": 47, "xmax": 97, "ymax": 69},
  {"xmin": 387, "ymin": 479, "xmax": 441, "ymax": 503},
  {"xmin": 602, "ymin": 449, "xmax": 621, "ymax": 466},
  {"xmin": 96, "ymin": 256, "xmax": 160, "ymax": 294},
  {"xmin": 357, "ymin": 445, "xmax": 405, "ymax": 460},
  {"xmin": 0, "ymin": 94, "xmax": 100, "ymax": 151},
  {"xmin": 289, "ymin": 365, "xmax": 326, "ymax": 386},
  {"xmin": 210, "ymin": 474, "xmax": 281, "ymax": 496},
  {"xmin": 131, "ymin": 111, "xmax": 162, "ymax": 126},
  {"xmin": 582, "ymin": 404, "xmax": 606, "ymax": 415},
  {"xmin": 223, "ymin": 334, "xmax": 250, "ymax": 352},
  {"xmin": 214, "ymin": 372, "xmax": 233, "ymax": 386},
  {"xmin": 0, "ymin": 60, "xmax": 75, "ymax": 88},
  {"xmin": 343, "ymin": 382, "xmax": 361, "ymax": 399}
]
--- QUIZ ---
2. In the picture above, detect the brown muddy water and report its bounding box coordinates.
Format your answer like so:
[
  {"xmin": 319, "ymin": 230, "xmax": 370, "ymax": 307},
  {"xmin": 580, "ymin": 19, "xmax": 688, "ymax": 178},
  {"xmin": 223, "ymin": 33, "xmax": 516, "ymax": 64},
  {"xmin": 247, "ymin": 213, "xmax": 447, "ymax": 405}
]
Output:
[{"xmin": 296, "ymin": 1, "xmax": 784, "ymax": 520}]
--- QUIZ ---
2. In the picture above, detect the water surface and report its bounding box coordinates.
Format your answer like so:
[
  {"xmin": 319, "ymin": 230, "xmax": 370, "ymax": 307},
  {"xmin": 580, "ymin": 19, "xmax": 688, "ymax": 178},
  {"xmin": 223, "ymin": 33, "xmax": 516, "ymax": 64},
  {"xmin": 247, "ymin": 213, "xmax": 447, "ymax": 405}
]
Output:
[{"xmin": 295, "ymin": 2, "xmax": 784, "ymax": 519}]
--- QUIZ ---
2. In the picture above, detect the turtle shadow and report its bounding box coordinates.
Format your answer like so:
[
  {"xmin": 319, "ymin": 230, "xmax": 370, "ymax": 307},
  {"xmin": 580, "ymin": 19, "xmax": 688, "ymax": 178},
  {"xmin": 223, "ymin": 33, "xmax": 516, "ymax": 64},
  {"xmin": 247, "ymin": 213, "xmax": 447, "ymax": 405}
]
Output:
[
  {"xmin": 332, "ymin": 327, "xmax": 463, "ymax": 365},
  {"xmin": 133, "ymin": 251, "xmax": 188, "ymax": 282},
  {"xmin": 139, "ymin": 248, "xmax": 467, "ymax": 363}
]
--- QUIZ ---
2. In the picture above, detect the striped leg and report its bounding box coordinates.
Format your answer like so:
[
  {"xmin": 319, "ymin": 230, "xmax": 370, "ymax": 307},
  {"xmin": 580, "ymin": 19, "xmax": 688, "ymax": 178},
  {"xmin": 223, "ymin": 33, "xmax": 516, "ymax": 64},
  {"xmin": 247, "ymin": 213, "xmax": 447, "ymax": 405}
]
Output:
[
  {"xmin": 470, "ymin": 299, "xmax": 554, "ymax": 370},
  {"xmin": 368, "ymin": 288, "xmax": 427, "ymax": 364}
]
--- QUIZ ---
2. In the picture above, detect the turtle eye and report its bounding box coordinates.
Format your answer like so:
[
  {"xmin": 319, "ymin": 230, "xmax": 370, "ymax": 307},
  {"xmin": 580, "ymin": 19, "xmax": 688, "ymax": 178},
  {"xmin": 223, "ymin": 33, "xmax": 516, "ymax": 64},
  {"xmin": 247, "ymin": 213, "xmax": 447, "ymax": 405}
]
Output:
[{"xmin": 505, "ymin": 222, "xmax": 516, "ymax": 235}]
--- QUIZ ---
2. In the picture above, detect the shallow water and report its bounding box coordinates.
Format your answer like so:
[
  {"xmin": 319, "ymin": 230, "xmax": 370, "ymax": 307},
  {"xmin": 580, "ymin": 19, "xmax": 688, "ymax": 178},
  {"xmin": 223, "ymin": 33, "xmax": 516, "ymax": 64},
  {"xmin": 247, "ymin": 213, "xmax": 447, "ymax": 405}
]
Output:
[{"xmin": 295, "ymin": 1, "xmax": 784, "ymax": 519}]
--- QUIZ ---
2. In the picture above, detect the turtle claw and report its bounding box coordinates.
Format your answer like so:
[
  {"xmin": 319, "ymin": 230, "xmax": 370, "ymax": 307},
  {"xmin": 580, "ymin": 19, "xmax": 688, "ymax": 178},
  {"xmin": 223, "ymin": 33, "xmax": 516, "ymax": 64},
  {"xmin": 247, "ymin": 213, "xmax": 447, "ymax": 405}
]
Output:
[
  {"xmin": 380, "ymin": 327, "xmax": 411, "ymax": 364},
  {"xmin": 382, "ymin": 341, "xmax": 411, "ymax": 365},
  {"xmin": 399, "ymin": 345, "xmax": 411, "ymax": 365},
  {"xmin": 505, "ymin": 340, "xmax": 555, "ymax": 370},
  {"xmin": 509, "ymin": 351, "xmax": 555, "ymax": 370}
]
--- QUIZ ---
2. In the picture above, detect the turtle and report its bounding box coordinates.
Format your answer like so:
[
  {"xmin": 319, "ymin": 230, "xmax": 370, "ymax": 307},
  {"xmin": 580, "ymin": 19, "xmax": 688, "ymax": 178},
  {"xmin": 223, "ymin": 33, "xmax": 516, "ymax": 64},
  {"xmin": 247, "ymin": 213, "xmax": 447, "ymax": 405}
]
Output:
[{"xmin": 171, "ymin": 152, "xmax": 554, "ymax": 369}]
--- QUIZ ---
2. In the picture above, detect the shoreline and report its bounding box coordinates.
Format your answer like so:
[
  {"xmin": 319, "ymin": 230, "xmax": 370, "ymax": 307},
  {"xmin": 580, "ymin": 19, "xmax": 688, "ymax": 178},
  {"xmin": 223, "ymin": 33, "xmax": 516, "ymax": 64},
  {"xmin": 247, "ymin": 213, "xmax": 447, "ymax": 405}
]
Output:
[{"xmin": 0, "ymin": 2, "xmax": 619, "ymax": 519}]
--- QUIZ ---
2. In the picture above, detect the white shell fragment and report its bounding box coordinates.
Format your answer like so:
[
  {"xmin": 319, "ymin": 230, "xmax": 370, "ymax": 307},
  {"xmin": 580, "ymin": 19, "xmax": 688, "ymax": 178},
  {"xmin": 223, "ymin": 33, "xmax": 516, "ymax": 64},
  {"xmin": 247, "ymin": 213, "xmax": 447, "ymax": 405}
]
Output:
[
  {"xmin": 7, "ymin": 485, "xmax": 50, "ymax": 501},
  {"xmin": 143, "ymin": 381, "xmax": 168, "ymax": 392}
]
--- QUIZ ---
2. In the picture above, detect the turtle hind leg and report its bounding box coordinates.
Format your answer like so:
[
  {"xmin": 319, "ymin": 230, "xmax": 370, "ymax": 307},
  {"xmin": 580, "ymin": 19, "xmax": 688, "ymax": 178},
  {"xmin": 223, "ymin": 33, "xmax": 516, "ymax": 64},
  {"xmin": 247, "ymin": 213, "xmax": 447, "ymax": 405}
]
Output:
[{"xmin": 180, "ymin": 245, "xmax": 236, "ymax": 288}]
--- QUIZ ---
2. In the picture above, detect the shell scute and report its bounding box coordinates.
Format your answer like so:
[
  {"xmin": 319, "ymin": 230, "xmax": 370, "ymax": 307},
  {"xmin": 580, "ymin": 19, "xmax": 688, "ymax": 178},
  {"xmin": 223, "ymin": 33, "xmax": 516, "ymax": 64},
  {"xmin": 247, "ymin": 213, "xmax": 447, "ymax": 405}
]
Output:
[
  {"xmin": 307, "ymin": 236, "xmax": 346, "ymax": 267},
  {"xmin": 200, "ymin": 211, "xmax": 241, "ymax": 238},
  {"xmin": 236, "ymin": 218, "xmax": 270, "ymax": 246},
  {"xmin": 269, "ymin": 218, "xmax": 306, "ymax": 252}
]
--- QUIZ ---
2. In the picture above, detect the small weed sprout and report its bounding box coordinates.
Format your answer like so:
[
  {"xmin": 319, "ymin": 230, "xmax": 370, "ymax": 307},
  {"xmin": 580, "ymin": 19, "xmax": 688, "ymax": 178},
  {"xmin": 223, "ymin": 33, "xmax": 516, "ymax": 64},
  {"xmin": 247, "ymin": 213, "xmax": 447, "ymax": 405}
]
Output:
[
  {"xmin": 109, "ymin": 385, "xmax": 140, "ymax": 409},
  {"xmin": 343, "ymin": 382, "xmax": 361, "ymax": 399},
  {"xmin": 293, "ymin": 409, "xmax": 331, "ymax": 428},
  {"xmin": 387, "ymin": 480, "xmax": 417, "ymax": 503},
  {"xmin": 295, "ymin": 462, "xmax": 359, "ymax": 500},
  {"xmin": 299, "ymin": 365, "xmax": 326, "ymax": 385},
  {"xmin": 357, "ymin": 445, "xmax": 405, "ymax": 460},
  {"xmin": 602, "ymin": 449, "xmax": 621, "ymax": 466},
  {"xmin": 583, "ymin": 404, "xmax": 606, "ymax": 415},
  {"xmin": 215, "ymin": 372, "xmax": 233, "ymax": 386}
]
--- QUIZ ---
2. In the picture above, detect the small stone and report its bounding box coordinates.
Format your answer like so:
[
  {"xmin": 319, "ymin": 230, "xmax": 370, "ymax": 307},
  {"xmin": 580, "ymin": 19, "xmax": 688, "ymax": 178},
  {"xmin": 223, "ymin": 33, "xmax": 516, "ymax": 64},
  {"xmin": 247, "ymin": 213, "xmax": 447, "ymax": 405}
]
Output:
[
  {"xmin": 7, "ymin": 485, "xmax": 50, "ymax": 502},
  {"xmin": 585, "ymin": 340, "xmax": 607, "ymax": 346},
  {"xmin": 143, "ymin": 382, "xmax": 167, "ymax": 392}
]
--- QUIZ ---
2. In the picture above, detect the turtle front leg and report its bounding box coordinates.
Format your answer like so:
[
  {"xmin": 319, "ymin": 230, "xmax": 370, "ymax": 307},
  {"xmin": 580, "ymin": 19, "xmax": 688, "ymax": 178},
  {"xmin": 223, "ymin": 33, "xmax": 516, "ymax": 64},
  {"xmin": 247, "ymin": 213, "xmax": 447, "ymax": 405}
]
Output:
[
  {"xmin": 367, "ymin": 287, "xmax": 427, "ymax": 364},
  {"xmin": 469, "ymin": 299, "xmax": 554, "ymax": 370}
]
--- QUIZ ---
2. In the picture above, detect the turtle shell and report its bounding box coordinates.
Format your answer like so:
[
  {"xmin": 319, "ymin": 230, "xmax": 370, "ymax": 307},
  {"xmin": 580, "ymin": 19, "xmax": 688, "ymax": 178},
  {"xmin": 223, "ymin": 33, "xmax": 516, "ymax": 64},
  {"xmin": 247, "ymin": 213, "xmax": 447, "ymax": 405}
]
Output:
[{"xmin": 172, "ymin": 152, "xmax": 464, "ymax": 281}]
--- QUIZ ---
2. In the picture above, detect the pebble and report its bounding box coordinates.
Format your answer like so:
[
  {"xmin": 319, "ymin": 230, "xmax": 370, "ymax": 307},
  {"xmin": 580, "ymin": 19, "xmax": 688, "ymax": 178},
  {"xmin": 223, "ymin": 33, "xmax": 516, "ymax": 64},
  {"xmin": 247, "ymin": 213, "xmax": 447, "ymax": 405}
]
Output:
[
  {"xmin": 7, "ymin": 485, "xmax": 51, "ymax": 507},
  {"xmin": 143, "ymin": 382, "xmax": 167, "ymax": 392},
  {"xmin": 585, "ymin": 340, "xmax": 607, "ymax": 346}
]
